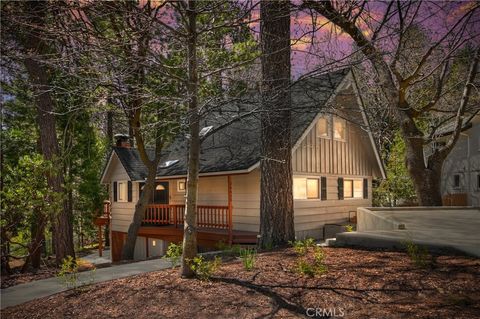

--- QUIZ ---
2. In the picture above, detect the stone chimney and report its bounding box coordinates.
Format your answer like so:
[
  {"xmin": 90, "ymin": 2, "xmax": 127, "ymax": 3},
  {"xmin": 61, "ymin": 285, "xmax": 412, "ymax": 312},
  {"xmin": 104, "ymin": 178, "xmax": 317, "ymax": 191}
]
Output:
[{"xmin": 114, "ymin": 134, "xmax": 131, "ymax": 148}]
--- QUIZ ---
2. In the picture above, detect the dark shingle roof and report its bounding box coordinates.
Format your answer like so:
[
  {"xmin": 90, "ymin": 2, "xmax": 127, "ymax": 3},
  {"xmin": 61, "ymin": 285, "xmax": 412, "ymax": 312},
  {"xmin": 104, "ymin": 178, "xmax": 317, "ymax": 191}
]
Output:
[{"xmin": 112, "ymin": 69, "xmax": 349, "ymax": 180}]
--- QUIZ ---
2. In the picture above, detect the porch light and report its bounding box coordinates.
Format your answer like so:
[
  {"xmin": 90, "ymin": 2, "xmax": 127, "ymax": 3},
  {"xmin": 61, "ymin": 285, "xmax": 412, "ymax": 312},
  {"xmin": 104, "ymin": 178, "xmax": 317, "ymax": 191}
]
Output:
[
  {"xmin": 152, "ymin": 240, "xmax": 156, "ymax": 247},
  {"xmin": 156, "ymin": 184, "xmax": 165, "ymax": 190}
]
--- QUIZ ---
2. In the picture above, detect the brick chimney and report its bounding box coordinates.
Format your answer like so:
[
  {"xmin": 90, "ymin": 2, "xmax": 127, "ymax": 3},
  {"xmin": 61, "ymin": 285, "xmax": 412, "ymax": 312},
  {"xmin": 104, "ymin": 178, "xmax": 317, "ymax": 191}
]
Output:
[{"xmin": 114, "ymin": 134, "xmax": 131, "ymax": 148}]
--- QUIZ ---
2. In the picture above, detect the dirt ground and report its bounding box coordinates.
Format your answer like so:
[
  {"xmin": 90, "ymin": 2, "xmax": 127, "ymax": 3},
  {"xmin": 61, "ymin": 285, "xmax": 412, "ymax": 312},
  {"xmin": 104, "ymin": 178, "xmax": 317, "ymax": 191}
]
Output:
[
  {"xmin": 2, "ymin": 247, "xmax": 479, "ymax": 318},
  {"xmin": 1, "ymin": 253, "xmax": 96, "ymax": 289}
]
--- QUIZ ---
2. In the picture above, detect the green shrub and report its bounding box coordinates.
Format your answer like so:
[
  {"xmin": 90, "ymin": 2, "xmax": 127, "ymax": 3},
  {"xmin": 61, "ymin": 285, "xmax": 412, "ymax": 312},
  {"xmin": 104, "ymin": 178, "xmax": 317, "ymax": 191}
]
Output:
[
  {"xmin": 58, "ymin": 256, "xmax": 79, "ymax": 289},
  {"xmin": 289, "ymin": 238, "xmax": 316, "ymax": 256},
  {"xmin": 404, "ymin": 241, "xmax": 431, "ymax": 268},
  {"xmin": 239, "ymin": 248, "xmax": 257, "ymax": 271},
  {"xmin": 294, "ymin": 246, "xmax": 327, "ymax": 277},
  {"xmin": 164, "ymin": 242, "xmax": 182, "ymax": 268},
  {"xmin": 189, "ymin": 255, "xmax": 222, "ymax": 281},
  {"xmin": 57, "ymin": 256, "xmax": 96, "ymax": 291}
]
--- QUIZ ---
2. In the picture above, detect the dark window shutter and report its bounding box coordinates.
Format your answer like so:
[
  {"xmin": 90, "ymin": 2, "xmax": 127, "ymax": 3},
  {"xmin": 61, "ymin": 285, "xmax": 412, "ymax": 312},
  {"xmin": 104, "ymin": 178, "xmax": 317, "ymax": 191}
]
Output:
[
  {"xmin": 128, "ymin": 181, "xmax": 133, "ymax": 202},
  {"xmin": 113, "ymin": 182, "xmax": 117, "ymax": 202},
  {"xmin": 321, "ymin": 177, "xmax": 327, "ymax": 200},
  {"xmin": 338, "ymin": 177, "xmax": 344, "ymax": 200},
  {"xmin": 363, "ymin": 178, "xmax": 368, "ymax": 199}
]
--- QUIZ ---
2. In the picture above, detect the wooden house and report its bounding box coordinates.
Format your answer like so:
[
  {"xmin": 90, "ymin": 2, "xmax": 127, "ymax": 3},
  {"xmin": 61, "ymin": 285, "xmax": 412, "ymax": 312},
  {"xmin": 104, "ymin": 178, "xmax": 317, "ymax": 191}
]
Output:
[
  {"xmin": 100, "ymin": 70, "xmax": 385, "ymax": 261},
  {"xmin": 435, "ymin": 114, "xmax": 480, "ymax": 206}
]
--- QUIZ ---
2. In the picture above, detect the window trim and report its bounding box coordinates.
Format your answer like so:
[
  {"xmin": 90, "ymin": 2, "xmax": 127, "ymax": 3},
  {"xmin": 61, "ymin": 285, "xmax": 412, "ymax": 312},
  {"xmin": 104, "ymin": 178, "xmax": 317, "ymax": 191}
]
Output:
[
  {"xmin": 343, "ymin": 179, "xmax": 354, "ymax": 199},
  {"xmin": 306, "ymin": 178, "xmax": 320, "ymax": 199},
  {"xmin": 293, "ymin": 177, "xmax": 320, "ymax": 200},
  {"xmin": 343, "ymin": 178, "xmax": 364, "ymax": 199},
  {"xmin": 117, "ymin": 181, "xmax": 128, "ymax": 202},
  {"xmin": 177, "ymin": 179, "xmax": 186, "ymax": 193},
  {"xmin": 333, "ymin": 117, "xmax": 347, "ymax": 141},
  {"xmin": 316, "ymin": 117, "xmax": 331, "ymax": 139}
]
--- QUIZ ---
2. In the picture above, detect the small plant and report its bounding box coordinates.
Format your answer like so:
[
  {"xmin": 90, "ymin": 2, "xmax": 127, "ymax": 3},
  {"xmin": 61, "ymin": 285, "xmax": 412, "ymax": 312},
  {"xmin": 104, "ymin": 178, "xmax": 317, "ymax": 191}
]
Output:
[
  {"xmin": 289, "ymin": 238, "xmax": 316, "ymax": 256},
  {"xmin": 189, "ymin": 255, "xmax": 222, "ymax": 281},
  {"xmin": 294, "ymin": 246, "xmax": 327, "ymax": 277},
  {"xmin": 57, "ymin": 255, "xmax": 79, "ymax": 289},
  {"xmin": 404, "ymin": 241, "xmax": 431, "ymax": 268},
  {"xmin": 239, "ymin": 248, "xmax": 257, "ymax": 271},
  {"xmin": 164, "ymin": 242, "xmax": 182, "ymax": 268},
  {"xmin": 345, "ymin": 225, "xmax": 354, "ymax": 232},
  {"xmin": 57, "ymin": 256, "xmax": 96, "ymax": 291}
]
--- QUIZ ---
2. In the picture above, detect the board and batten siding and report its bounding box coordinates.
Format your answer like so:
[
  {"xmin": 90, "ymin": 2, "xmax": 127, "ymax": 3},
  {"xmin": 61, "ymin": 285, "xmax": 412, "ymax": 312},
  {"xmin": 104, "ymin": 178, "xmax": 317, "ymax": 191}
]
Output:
[
  {"xmin": 291, "ymin": 116, "xmax": 378, "ymax": 239},
  {"xmin": 292, "ymin": 118, "xmax": 379, "ymax": 177}
]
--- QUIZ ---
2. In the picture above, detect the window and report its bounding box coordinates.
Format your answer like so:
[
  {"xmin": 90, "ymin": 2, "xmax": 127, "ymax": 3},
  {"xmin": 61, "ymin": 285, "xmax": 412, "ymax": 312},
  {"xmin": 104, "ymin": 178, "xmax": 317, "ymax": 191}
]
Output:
[
  {"xmin": 306, "ymin": 179, "xmax": 319, "ymax": 199},
  {"xmin": 353, "ymin": 180, "xmax": 363, "ymax": 198},
  {"xmin": 453, "ymin": 174, "xmax": 460, "ymax": 189},
  {"xmin": 333, "ymin": 118, "xmax": 346, "ymax": 140},
  {"xmin": 477, "ymin": 174, "xmax": 480, "ymax": 190},
  {"xmin": 293, "ymin": 177, "xmax": 319, "ymax": 199},
  {"xmin": 316, "ymin": 117, "xmax": 330, "ymax": 138},
  {"xmin": 343, "ymin": 179, "xmax": 363, "ymax": 199},
  {"xmin": 117, "ymin": 181, "xmax": 127, "ymax": 202},
  {"xmin": 344, "ymin": 180, "xmax": 353, "ymax": 198},
  {"xmin": 177, "ymin": 179, "xmax": 186, "ymax": 192}
]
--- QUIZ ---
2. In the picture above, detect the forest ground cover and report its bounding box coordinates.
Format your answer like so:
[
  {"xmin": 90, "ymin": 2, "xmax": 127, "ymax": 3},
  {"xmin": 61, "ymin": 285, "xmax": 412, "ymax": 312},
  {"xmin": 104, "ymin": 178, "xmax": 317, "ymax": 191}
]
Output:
[{"xmin": 2, "ymin": 246, "xmax": 479, "ymax": 318}]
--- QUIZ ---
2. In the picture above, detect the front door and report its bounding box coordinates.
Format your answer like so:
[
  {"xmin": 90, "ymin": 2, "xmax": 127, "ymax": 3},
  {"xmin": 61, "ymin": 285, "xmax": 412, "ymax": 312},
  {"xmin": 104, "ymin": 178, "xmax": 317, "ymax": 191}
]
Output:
[{"xmin": 153, "ymin": 182, "xmax": 169, "ymax": 204}]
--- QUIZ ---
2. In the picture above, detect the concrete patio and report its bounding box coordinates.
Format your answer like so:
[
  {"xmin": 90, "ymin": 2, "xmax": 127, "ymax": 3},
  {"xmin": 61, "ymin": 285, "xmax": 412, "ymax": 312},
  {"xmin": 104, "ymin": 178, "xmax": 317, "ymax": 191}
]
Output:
[{"xmin": 335, "ymin": 207, "xmax": 480, "ymax": 257}]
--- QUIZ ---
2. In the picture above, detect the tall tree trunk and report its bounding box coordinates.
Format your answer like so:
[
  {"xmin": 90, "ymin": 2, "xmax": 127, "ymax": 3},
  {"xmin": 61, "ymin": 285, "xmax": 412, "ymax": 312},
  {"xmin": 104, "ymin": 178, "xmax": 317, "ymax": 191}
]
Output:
[
  {"xmin": 258, "ymin": 0, "xmax": 295, "ymax": 248},
  {"xmin": 29, "ymin": 208, "xmax": 47, "ymax": 270},
  {"xmin": 121, "ymin": 169, "xmax": 155, "ymax": 260},
  {"xmin": 21, "ymin": 1, "xmax": 75, "ymax": 265},
  {"xmin": 181, "ymin": 0, "xmax": 199, "ymax": 278},
  {"xmin": 105, "ymin": 107, "xmax": 114, "ymax": 247}
]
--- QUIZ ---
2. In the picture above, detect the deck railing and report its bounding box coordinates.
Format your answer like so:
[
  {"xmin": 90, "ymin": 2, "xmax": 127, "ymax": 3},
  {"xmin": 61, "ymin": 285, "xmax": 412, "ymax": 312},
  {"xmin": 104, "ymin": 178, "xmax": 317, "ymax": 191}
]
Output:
[{"xmin": 143, "ymin": 204, "xmax": 232, "ymax": 231}]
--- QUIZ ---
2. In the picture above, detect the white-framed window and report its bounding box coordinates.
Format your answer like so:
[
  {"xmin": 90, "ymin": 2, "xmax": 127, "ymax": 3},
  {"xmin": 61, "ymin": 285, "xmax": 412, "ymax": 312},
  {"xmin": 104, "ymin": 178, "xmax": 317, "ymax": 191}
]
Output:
[
  {"xmin": 344, "ymin": 179, "xmax": 363, "ymax": 199},
  {"xmin": 293, "ymin": 177, "xmax": 319, "ymax": 199},
  {"xmin": 117, "ymin": 181, "xmax": 127, "ymax": 202},
  {"xmin": 177, "ymin": 179, "xmax": 186, "ymax": 192},
  {"xmin": 333, "ymin": 117, "xmax": 346, "ymax": 141},
  {"xmin": 316, "ymin": 117, "xmax": 330, "ymax": 138}
]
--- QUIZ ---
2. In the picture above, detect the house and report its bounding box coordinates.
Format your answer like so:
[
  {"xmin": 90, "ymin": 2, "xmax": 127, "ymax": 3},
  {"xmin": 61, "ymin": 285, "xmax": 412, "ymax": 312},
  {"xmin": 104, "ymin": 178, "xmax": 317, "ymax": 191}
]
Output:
[
  {"xmin": 437, "ymin": 114, "xmax": 480, "ymax": 206},
  {"xmin": 100, "ymin": 69, "xmax": 385, "ymax": 261}
]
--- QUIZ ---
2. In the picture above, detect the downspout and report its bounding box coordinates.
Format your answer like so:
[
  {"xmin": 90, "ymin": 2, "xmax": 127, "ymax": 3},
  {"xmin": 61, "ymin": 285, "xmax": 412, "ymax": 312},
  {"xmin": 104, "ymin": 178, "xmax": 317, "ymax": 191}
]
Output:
[{"xmin": 460, "ymin": 132, "xmax": 470, "ymax": 205}]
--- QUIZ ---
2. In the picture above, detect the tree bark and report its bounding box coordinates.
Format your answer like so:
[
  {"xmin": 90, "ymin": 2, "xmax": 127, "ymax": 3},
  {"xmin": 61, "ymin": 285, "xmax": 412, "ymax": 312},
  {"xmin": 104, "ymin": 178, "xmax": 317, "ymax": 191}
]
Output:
[
  {"xmin": 259, "ymin": 0, "xmax": 295, "ymax": 248},
  {"xmin": 28, "ymin": 208, "xmax": 47, "ymax": 270},
  {"xmin": 21, "ymin": 1, "xmax": 75, "ymax": 265},
  {"xmin": 121, "ymin": 169, "xmax": 155, "ymax": 260},
  {"xmin": 181, "ymin": 0, "xmax": 199, "ymax": 278}
]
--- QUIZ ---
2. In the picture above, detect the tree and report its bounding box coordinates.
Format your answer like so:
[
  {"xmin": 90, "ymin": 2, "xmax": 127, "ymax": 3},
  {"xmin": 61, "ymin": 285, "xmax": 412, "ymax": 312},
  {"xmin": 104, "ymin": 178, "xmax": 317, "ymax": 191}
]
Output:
[
  {"xmin": 303, "ymin": 0, "xmax": 480, "ymax": 206},
  {"xmin": 1, "ymin": 1, "xmax": 76, "ymax": 264},
  {"xmin": 258, "ymin": 0, "xmax": 295, "ymax": 248}
]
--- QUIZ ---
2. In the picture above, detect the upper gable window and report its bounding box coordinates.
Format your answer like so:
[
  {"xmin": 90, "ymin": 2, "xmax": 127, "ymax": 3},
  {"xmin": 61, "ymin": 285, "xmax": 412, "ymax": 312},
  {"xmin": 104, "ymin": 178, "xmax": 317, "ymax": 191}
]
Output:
[
  {"xmin": 117, "ymin": 181, "xmax": 127, "ymax": 202},
  {"xmin": 317, "ymin": 117, "xmax": 330, "ymax": 138},
  {"xmin": 333, "ymin": 118, "xmax": 346, "ymax": 141}
]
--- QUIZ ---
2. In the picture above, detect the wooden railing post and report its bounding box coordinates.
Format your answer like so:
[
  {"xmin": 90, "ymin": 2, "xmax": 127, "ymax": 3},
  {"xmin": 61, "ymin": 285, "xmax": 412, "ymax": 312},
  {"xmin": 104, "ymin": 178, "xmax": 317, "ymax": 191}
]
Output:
[
  {"xmin": 228, "ymin": 175, "xmax": 233, "ymax": 245},
  {"xmin": 173, "ymin": 205, "xmax": 177, "ymax": 228}
]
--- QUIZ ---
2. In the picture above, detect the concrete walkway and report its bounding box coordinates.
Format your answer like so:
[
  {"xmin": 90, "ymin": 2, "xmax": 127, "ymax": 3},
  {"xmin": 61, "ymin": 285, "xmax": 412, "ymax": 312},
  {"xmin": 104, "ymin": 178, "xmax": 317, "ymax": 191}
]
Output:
[
  {"xmin": 1, "ymin": 257, "xmax": 173, "ymax": 309},
  {"xmin": 80, "ymin": 249, "xmax": 111, "ymax": 266},
  {"xmin": 335, "ymin": 207, "xmax": 480, "ymax": 257}
]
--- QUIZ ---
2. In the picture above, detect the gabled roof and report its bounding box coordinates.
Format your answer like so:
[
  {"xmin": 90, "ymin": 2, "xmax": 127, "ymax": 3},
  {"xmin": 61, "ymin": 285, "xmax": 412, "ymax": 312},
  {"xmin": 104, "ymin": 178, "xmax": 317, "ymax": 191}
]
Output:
[{"xmin": 102, "ymin": 69, "xmax": 383, "ymax": 182}]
